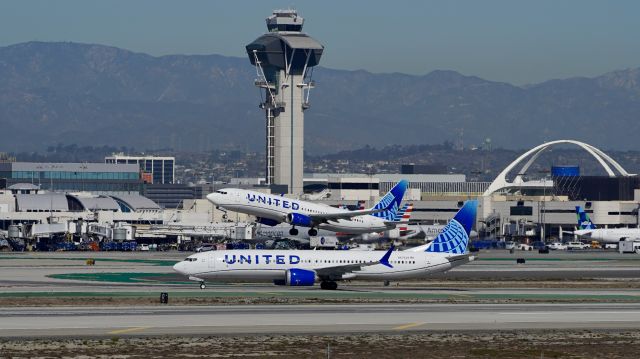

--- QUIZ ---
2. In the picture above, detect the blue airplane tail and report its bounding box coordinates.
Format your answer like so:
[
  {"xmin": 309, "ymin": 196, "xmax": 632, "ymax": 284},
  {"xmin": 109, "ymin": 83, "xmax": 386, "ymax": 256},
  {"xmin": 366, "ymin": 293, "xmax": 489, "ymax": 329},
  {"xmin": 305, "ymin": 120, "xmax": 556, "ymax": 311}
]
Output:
[
  {"xmin": 576, "ymin": 206, "xmax": 596, "ymax": 230},
  {"xmin": 369, "ymin": 180, "xmax": 409, "ymax": 221},
  {"xmin": 425, "ymin": 200, "xmax": 478, "ymax": 254}
]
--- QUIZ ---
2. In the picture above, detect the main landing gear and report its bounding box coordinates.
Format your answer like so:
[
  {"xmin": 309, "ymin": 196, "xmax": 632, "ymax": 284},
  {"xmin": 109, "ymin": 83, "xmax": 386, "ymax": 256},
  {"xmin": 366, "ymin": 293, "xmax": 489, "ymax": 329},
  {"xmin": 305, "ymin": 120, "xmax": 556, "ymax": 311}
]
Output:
[
  {"xmin": 199, "ymin": 281, "xmax": 206, "ymax": 290},
  {"xmin": 289, "ymin": 227, "xmax": 299, "ymax": 236},
  {"xmin": 320, "ymin": 281, "xmax": 338, "ymax": 290},
  {"xmin": 308, "ymin": 228, "xmax": 318, "ymax": 236}
]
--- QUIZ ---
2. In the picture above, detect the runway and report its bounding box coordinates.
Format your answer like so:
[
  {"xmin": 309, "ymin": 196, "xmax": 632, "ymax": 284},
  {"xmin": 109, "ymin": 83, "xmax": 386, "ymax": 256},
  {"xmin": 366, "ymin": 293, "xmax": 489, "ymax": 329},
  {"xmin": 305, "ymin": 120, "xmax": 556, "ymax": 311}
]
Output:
[
  {"xmin": 2, "ymin": 303, "xmax": 640, "ymax": 338},
  {"xmin": 2, "ymin": 249, "xmax": 640, "ymax": 292}
]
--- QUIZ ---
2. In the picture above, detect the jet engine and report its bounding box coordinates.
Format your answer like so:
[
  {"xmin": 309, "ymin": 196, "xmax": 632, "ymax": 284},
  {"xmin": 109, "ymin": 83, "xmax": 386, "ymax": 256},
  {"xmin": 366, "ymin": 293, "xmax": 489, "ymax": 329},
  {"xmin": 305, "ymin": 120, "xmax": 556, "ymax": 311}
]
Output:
[
  {"xmin": 285, "ymin": 268, "xmax": 316, "ymax": 286},
  {"xmin": 286, "ymin": 213, "xmax": 313, "ymax": 227}
]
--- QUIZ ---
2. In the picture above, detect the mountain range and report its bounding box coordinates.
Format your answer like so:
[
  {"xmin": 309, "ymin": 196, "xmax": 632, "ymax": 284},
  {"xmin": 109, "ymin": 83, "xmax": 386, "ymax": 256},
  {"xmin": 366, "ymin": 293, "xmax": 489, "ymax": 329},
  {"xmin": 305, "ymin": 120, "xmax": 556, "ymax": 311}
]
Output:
[{"xmin": 1, "ymin": 41, "xmax": 639, "ymax": 153}]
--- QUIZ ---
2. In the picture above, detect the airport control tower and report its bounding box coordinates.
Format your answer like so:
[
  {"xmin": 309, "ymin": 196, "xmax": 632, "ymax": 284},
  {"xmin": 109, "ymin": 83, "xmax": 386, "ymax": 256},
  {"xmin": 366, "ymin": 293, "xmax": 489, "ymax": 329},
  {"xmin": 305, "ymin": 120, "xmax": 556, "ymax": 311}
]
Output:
[{"xmin": 246, "ymin": 10, "xmax": 324, "ymax": 194}]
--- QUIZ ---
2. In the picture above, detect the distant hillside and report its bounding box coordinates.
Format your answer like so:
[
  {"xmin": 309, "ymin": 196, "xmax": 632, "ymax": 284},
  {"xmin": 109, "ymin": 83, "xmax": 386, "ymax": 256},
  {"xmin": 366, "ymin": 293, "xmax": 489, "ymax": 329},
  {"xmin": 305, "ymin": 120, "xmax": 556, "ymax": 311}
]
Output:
[{"xmin": 1, "ymin": 41, "xmax": 639, "ymax": 153}]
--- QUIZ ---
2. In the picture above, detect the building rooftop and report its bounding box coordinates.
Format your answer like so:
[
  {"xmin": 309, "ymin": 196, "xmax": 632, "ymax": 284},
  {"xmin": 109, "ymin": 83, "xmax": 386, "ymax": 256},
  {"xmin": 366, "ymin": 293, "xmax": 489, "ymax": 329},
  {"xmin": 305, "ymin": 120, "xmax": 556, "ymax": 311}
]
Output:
[
  {"xmin": 2, "ymin": 162, "xmax": 138, "ymax": 173},
  {"xmin": 72, "ymin": 195, "xmax": 120, "ymax": 212},
  {"xmin": 15, "ymin": 193, "xmax": 69, "ymax": 212},
  {"xmin": 304, "ymin": 173, "xmax": 467, "ymax": 183},
  {"xmin": 105, "ymin": 154, "xmax": 175, "ymax": 160},
  {"xmin": 110, "ymin": 194, "xmax": 161, "ymax": 211},
  {"xmin": 8, "ymin": 183, "xmax": 40, "ymax": 190}
]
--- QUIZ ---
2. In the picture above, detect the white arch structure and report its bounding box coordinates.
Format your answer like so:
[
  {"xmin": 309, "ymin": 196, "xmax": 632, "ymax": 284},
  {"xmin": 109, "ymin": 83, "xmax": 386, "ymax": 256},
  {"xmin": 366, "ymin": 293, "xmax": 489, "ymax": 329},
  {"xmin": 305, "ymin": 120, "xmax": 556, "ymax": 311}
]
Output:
[{"xmin": 483, "ymin": 140, "xmax": 633, "ymax": 196}]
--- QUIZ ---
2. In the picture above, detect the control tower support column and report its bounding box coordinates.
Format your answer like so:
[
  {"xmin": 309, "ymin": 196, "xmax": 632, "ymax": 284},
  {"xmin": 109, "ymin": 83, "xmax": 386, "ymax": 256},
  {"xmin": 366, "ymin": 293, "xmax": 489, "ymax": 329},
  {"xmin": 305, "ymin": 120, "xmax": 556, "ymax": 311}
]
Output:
[{"xmin": 247, "ymin": 10, "xmax": 324, "ymax": 195}]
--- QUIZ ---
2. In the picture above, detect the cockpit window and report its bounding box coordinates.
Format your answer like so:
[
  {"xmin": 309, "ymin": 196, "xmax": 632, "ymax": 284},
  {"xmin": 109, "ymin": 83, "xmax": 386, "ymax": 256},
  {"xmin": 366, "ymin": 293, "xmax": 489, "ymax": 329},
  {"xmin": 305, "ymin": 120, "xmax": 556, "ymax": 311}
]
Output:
[
  {"xmin": 215, "ymin": 190, "xmax": 227, "ymax": 195},
  {"xmin": 185, "ymin": 258, "xmax": 197, "ymax": 262}
]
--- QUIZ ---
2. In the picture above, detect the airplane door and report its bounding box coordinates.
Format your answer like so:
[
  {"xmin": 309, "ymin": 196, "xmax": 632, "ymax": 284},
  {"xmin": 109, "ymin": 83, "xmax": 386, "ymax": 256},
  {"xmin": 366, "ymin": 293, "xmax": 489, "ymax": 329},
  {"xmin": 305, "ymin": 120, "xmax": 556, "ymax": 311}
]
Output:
[{"xmin": 208, "ymin": 254, "xmax": 216, "ymax": 269}]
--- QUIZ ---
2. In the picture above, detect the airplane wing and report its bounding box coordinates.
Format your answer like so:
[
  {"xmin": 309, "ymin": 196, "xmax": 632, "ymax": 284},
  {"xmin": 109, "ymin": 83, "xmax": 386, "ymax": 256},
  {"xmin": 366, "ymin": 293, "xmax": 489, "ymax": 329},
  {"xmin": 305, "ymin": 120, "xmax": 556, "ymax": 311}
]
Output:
[
  {"xmin": 446, "ymin": 254, "xmax": 474, "ymax": 264},
  {"xmin": 314, "ymin": 246, "xmax": 394, "ymax": 281},
  {"xmin": 308, "ymin": 208, "xmax": 386, "ymax": 222}
]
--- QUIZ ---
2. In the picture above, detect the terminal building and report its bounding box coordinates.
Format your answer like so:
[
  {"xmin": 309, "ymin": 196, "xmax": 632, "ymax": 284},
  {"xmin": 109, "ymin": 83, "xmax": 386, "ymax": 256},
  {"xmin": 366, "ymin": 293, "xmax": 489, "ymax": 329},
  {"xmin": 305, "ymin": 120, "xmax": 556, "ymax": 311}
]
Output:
[
  {"xmin": 474, "ymin": 140, "xmax": 640, "ymax": 240},
  {"xmin": 1, "ymin": 141, "xmax": 639, "ymax": 248},
  {"xmin": 0, "ymin": 162, "xmax": 141, "ymax": 194},
  {"xmin": 291, "ymin": 141, "xmax": 640, "ymax": 241},
  {"xmin": 105, "ymin": 154, "xmax": 175, "ymax": 184}
]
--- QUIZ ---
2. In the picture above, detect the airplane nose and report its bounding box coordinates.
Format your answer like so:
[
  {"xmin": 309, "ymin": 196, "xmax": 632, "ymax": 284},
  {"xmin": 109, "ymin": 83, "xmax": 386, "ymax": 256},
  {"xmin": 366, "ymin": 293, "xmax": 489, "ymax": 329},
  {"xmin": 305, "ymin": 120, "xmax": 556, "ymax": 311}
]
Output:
[
  {"xmin": 173, "ymin": 262, "xmax": 185, "ymax": 275},
  {"xmin": 206, "ymin": 193, "xmax": 218, "ymax": 204}
]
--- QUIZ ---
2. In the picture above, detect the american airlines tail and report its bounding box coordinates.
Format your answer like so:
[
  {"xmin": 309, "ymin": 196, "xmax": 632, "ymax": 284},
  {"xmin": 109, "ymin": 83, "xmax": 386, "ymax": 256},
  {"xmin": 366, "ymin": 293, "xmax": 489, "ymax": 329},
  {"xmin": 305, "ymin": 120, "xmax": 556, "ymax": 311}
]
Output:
[
  {"xmin": 369, "ymin": 180, "xmax": 409, "ymax": 221},
  {"xmin": 405, "ymin": 200, "xmax": 478, "ymax": 256},
  {"xmin": 396, "ymin": 203, "xmax": 413, "ymax": 231},
  {"xmin": 576, "ymin": 206, "xmax": 596, "ymax": 230}
]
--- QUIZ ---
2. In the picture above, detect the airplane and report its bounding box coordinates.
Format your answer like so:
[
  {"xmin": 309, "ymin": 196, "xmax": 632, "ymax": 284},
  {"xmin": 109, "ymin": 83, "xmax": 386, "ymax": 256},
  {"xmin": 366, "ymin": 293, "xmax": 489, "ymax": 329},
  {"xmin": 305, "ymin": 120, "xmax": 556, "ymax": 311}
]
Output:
[
  {"xmin": 573, "ymin": 206, "xmax": 640, "ymax": 243},
  {"xmin": 206, "ymin": 180, "xmax": 409, "ymax": 237},
  {"xmin": 173, "ymin": 199, "xmax": 478, "ymax": 290},
  {"xmin": 576, "ymin": 206, "xmax": 597, "ymax": 230},
  {"xmin": 245, "ymin": 203, "xmax": 414, "ymax": 250}
]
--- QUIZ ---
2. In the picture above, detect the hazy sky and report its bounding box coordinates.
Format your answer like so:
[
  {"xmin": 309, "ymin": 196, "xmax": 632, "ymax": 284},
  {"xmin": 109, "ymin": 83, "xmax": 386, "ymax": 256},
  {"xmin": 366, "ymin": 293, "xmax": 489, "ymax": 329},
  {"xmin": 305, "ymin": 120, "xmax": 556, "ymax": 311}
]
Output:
[{"xmin": 2, "ymin": 0, "xmax": 639, "ymax": 85}]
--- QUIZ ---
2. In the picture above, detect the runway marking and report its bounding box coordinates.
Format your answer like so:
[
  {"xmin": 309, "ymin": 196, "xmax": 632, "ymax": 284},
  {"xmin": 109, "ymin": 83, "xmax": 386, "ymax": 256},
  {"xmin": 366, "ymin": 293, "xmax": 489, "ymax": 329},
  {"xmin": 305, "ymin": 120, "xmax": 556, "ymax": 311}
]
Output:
[
  {"xmin": 108, "ymin": 326, "xmax": 151, "ymax": 335},
  {"xmin": 393, "ymin": 322, "xmax": 426, "ymax": 330},
  {"xmin": 499, "ymin": 311, "xmax": 640, "ymax": 316}
]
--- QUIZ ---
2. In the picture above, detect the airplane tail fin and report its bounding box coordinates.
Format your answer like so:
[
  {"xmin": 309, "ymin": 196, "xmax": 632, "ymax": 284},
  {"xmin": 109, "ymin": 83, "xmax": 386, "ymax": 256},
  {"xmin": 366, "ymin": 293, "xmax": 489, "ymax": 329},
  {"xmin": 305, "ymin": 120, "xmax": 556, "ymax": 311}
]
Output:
[
  {"xmin": 391, "ymin": 203, "xmax": 411, "ymax": 221},
  {"xmin": 576, "ymin": 206, "xmax": 596, "ymax": 230},
  {"xmin": 369, "ymin": 180, "xmax": 409, "ymax": 221},
  {"xmin": 425, "ymin": 200, "xmax": 478, "ymax": 255},
  {"xmin": 390, "ymin": 203, "xmax": 413, "ymax": 230}
]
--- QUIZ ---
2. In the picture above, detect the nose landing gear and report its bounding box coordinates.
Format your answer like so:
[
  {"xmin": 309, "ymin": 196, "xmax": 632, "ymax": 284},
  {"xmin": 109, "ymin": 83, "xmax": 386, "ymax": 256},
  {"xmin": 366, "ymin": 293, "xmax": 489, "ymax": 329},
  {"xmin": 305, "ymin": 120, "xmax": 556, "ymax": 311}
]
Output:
[{"xmin": 199, "ymin": 282, "xmax": 206, "ymax": 290}]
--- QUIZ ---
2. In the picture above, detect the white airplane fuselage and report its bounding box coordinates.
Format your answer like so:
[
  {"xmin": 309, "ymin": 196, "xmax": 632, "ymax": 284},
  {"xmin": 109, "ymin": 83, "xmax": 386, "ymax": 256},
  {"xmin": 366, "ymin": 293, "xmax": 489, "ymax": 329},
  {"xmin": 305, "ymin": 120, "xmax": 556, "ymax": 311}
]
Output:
[
  {"xmin": 207, "ymin": 189, "xmax": 391, "ymax": 234},
  {"xmin": 574, "ymin": 228, "xmax": 640, "ymax": 243},
  {"xmin": 173, "ymin": 249, "xmax": 467, "ymax": 282}
]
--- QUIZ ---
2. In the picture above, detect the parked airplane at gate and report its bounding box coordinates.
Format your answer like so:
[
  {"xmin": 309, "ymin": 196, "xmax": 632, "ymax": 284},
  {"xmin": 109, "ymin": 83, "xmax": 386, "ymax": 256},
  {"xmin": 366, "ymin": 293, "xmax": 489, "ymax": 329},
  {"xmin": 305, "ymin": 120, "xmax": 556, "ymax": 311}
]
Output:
[
  {"xmin": 173, "ymin": 200, "xmax": 478, "ymax": 290},
  {"xmin": 573, "ymin": 206, "xmax": 640, "ymax": 243},
  {"xmin": 207, "ymin": 180, "xmax": 409, "ymax": 236}
]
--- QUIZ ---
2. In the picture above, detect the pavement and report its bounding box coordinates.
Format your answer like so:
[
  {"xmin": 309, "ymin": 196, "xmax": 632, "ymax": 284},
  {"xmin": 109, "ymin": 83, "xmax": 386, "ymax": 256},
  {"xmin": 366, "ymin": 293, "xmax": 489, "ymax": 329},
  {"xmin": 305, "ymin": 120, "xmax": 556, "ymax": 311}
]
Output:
[
  {"xmin": 1, "ymin": 249, "xmax": 639, "ymax": 338},
  {"xmin": 2, "ymin": 303, "xmax": 640, "ymax": 338}
]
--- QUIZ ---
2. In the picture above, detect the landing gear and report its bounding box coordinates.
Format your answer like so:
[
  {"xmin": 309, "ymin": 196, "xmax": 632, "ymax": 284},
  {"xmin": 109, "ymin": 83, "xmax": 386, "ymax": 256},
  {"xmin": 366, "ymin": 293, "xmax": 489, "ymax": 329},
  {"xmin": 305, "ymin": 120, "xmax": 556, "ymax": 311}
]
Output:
[
  {"xmin": 383, "ymin": 280, "xmax": 390, "ymax": 287},
  {"xmin": 199, "ymin": 282, "xmax": 206, "ymax": 290},
  {"xmin": 320, "ymin": 281, "xmax": 338, "ymax": 290},
  {"xmin": 308, "ymin": 228, "xmax": 318, "ymax": 236},
  {"xmin": 289, "ymin": 227, "xmax": 299, "ymax": 236}
]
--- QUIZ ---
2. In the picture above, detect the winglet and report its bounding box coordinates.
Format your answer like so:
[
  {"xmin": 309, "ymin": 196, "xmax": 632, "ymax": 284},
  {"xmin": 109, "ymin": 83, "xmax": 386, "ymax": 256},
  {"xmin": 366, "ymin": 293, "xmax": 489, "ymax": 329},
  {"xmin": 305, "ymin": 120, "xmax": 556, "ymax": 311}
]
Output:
[{"xmin": 380, "ymin": 245, "xmax": 394, "ymax": 268}]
